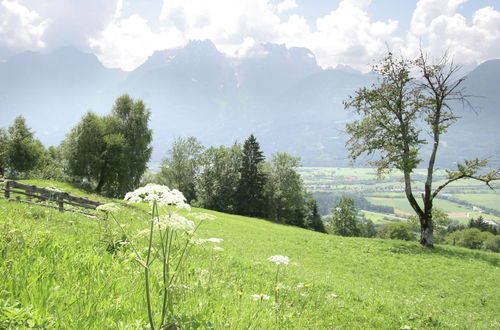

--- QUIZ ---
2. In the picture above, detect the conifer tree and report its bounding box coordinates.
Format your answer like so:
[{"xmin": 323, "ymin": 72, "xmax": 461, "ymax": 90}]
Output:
[
  {"xmin": 306, "ymin": 199, "xmax": 326, "ymax": 233},
  {"xmin": 236, "ymin": 134, "xmax": 268, "ymax": 217}
]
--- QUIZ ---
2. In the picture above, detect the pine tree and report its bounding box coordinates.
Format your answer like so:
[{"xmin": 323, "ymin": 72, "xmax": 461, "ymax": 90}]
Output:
[
  {"xmin": 307, "ymin": 199, "xmax": 326, "ymax": 233},
  {"xmin": 236, "ymin": 134, "xmax": 268, "ymax": 217}
]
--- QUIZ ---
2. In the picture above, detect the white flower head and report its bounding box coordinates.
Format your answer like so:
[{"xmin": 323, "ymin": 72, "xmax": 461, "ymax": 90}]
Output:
[
  {"xmin": 251, "ymin": 294, "xmax": 270, "ymax": 301},
  {"xmin": 155, "ymin": 214, "xmax": 195, "ymax": 233},
  {"xmin": 124, "ymin": 184, "xmax": 190, "ymax": 209},
  {"xmin": 96, "ymin": 203, "xmax": 120, "ymax": 213},
  {"xmin": 205, "ymin": 237, "xmax": 223, "ymax": 243},
  {"xmin": 267, "ymin": 255, "xmax": 289, "ymax": 265}
]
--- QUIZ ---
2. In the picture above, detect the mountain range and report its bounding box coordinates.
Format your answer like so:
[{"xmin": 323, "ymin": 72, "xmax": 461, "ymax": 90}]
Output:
[{"xmin": 0, "ymin": 40, "xmax": 498, "ymax": 167}]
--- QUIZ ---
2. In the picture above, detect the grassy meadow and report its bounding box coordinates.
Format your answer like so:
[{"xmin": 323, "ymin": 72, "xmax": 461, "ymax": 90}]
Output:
[{"xmin": 0, "ymin": 180, "xmax": 499, "ymax": 328}]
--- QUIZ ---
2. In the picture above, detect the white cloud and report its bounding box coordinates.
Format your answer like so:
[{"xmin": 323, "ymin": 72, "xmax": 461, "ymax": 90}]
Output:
[
  {"xmin": 0, "ymin": 0, "xmax": 47, "ymax": 51},
  {"xmin": 273, "ymin": 0, "xmax": 400, "ymax": 71},
  {"xmin": 276, "ymin": 0, "xmax": 297, "ymax": 13},
  {"xmin": 20, "ymin": 0, "xmax": 120, "ymax": 51},
  {"xmin": 159, "ymin": 0, "xmax": 281, "ymax": 57},
  {"xmin": 406, "ymin": 0, "xmax": 500, "ymax": 66},
  {"xmin": 89, "ymin": 14, "xmax": 183, "ymax": 71},
  {"xmin": 1, "ymin": 0, "xmax": 499, "ymax": 72}
]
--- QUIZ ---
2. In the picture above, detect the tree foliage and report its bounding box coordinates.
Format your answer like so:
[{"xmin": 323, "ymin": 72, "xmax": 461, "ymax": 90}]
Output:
[
  {"xmin": 0, "ymin": 128, "xmax": 8, "ymax": 177},
  {"xmin": 236, "ymin": 134, "xmax": 268, "ymax": 218},
  {"xmin": 267, "ymin": 153, "xmax": 306, "ymax": 227},
  {"xmin": 305, "ymin": 198, "xmax": 326, "ymax": 233},
  {"xmin": 196, "ymin": 144, "xmax": 242, "ymax": 213},
  {"xmin": 159, "ymin": 136, "xmax": 204, "ymax": 203},
  {"xmin": 329, "ymin": 197, "xmax": 361, "ymax": 237},
  {"xmin": 6, "ymin": 116, "xmax": 43, "ymax": 175},
  {"xmin": 344, "ymin": 51, "xmax": 500, "ymax": 247},
  {"xmin": 63, "ymin": 94, "xmax": 152, "ymax": 196}
]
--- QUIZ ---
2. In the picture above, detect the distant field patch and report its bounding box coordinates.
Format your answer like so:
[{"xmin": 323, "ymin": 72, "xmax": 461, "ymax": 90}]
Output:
[
  {"xmin": 454, "ymin": 194, "xmax": 500, "ymax": 212},
  {"xmin": 395, "ymin": 209, "xmax": 412, "ymax": 216}
]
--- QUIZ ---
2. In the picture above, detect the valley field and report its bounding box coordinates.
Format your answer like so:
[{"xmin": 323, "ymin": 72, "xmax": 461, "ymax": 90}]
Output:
[
  {"xmin": 298, "ymin": 167, "xmax": 500, "ymax": 224},
  {"xmin": 0, "ymin": 180, "xmax": 499, "ymax": 328}
]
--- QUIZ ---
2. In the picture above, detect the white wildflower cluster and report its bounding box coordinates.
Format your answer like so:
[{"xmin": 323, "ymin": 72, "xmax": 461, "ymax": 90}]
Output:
[
  {"xmin": 251, "ymin": 293, "xmax": 270, "ymax": 301},
  {"xmin": 154, "ymin": 214, "xmax": 195, "ymax": 233},
  {"xmin": 205, "ymin": 237, "xmax": 223, "ymax": 243},
  {"xmin": 191, "ymin": 237, "xmax": 223, "ymax": 245},
  {"xmin": 267, "ymin": 255, "xmax": 290, "ymax": 265},
  {"xmin": 96, "ymin": 203, "xmax": 121, "ymax": 213},
  {"xmin": 124, "ymin": 184, "xmax": 190, "ymax": 210},
  {"xmin": 191, "ymin": 212, "xmax": 217, "ymax": 221}
]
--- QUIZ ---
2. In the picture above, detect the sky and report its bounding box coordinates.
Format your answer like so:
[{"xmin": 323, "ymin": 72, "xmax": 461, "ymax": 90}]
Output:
[{"xmin": 1, "ymin": 0, "xmax": 499, "ymax": 72}]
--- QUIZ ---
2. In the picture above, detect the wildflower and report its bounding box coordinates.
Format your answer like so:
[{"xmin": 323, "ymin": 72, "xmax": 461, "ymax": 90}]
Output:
[
  {"xmin": 96, "ymin": 203, "xmax": 120, "ymax": 213},
  {"xmin": 296, "ymin": 282, "xmax": 304, "ymax": 288},
  {"xmin": 206, "ymin": 237, "xmax": 223, "ymax": 243},
  {"xmin": 124, "ymin": 184, "xmax": 190, "ymax": 209},
  {"xmin": 251, "ymin": 294, "xmax": 270, "ymax": 301},
  {"xmin": 267, "ymin": 255, "xmax": 289, "ymax": 265},
  {"xmin": 330, "ymin": 293, "xmax": 338, "ymax": 298},
  {"xmin": 155, "ymin": 214, "xmax": 195, "ymax": 233},
  {"xmin": 191, "ymin": 238, "xmax": 207, "ymax": 245},
  {"xmin": 213, "ymin": 246, "xmax": 224, "ymax": 252}
]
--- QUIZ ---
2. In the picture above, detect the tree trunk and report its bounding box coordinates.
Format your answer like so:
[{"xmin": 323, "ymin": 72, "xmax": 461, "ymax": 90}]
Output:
[
  {"xmin": 419, "ymin": 215, "xmax": 434, "ymax": 248},
  {"xmin": 95, "ymin": 175, "xmax": 105, "ymax": 194}
]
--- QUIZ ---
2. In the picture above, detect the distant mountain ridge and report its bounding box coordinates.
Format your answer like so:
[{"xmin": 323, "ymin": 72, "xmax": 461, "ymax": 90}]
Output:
[{"xmin": 0, "ymin": 41, "xmax": 498, "ymax": 167}]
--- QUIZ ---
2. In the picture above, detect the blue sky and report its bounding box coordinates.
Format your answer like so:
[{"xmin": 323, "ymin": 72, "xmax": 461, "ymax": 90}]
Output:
[{"xmin": 1, "ymin": 0, "xmax": 499, "ymax": 71}]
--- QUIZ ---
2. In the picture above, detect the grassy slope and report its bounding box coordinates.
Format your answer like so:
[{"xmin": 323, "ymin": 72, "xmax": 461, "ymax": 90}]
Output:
[{"xmin": 0, "ymin": 181, "xmax": 499, "ymax": 329}]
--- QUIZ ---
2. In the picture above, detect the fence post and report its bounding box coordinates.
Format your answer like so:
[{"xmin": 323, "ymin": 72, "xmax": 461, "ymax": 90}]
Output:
[
  {"xmin": 4, "ymin": 180, "xmax": 9, "ymax": 199},
  {"xmin": 58, "ymin": 195, "xmax": 64, "ymax": 212}
]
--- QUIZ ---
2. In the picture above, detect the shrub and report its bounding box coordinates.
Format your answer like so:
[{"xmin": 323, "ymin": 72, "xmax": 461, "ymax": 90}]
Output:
[
  {"xmin": 482, "ymin": 235, "xmax": 500, "ymax": 253},
  {"xmin": 447, "ymin": 228, "xmax": 493, "ymax": 250},
  {"xmin": 377, "ymin": 222, "xmax": 415, "ymax": 241}
]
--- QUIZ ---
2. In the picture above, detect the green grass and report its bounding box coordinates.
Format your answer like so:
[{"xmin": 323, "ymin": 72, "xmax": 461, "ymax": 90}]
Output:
[
  {"xmin": 0, "ymin": 181, "xmax": 499, "ymax": 328},
  {"xmin": 454, "ymin": 193, "xmax": 500, "ymax": 212}
]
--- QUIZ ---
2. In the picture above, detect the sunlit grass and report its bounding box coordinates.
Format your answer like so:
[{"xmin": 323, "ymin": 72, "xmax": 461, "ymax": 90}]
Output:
[{"xmin": 0, "ymin": 181, "xmax": 499, "ymax": 328}]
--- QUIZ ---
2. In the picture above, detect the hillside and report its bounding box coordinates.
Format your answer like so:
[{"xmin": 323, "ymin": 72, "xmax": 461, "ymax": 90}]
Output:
[
  {"xmin": 1, "ymin": 43, "xmax": 498, "ymax": 166},
  {"xmin": 0, "ymin": 180, "xmax": 499, "ymax": 328}
]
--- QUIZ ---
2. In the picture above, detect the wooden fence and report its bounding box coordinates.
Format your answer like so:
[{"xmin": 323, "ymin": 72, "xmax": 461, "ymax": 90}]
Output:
[{"xmin": 1, "ymin": 180, "xmax": 102, "ymax": 216}]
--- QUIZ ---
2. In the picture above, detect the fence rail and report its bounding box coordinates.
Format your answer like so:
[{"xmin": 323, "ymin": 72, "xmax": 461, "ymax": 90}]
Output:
[{"xmin": 1, "ymin": 180, "xmax": 102, "ymax": 216}]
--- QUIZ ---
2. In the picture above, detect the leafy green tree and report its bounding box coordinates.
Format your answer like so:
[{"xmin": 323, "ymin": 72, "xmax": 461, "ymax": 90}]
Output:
[
  {"xmin": 377, "ymin": 222, "xmax": 415, "ymax": 241},
  {"xmin": 267, "ymin": 153, "xmax": 306, "ymax": 227},
  {"xmin": 196, "ymin": 144, "xmax": 242, "ymax": 212},
  {"xmin": 0, "ymin": 128, "xmax": 8, "ymax": 177},
  {"xmin": 27, "ymin": 146, "xmax": 68, "ymax": 181},
  {"xmin": 236, "ymin": 134, "xmax": 268, "ymax": 218},
  {"xmin": 109, "ymin": 95, "xmax": 153, "ymax": 195},
  {"xmin": 469, "ymin": 216, "xmax": 498, "ymax": 235},
  {"xmin": 329, "ymin": 197, "xmax": 361, "ymax": 237},
  {"xmin": 7, "ymin": 116, "xmax": 43, "ymax": 175},
  {"xmin": 344, "ymin": 51, "xmax": 500, "ymax": 247},
  {"xmin": 482, "ymin": 236, "xmax": 500, "ymax": 253},
  {"xmin": 361, "ymin": 219, "xmax": 377, "ymax": 238},
  {"xmin": 63, "ymin": 95, "xmax": 152, "ymax": 196},
  {"xmin": 447, "ymin": 228, "xmax": 492, "ymax": 249},
  {"xmin": 159, "ymin": 136, "xmax": 204, "ymax": 203},
  {"xmin": 306, "ymin": 198, "xmax": 326, "ymax": 233}
]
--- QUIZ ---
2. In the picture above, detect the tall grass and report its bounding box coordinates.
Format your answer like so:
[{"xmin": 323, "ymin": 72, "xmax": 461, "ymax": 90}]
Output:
[{"xmin": 0, "ymin": 184, "xmax": 499, "ymax": 328}]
